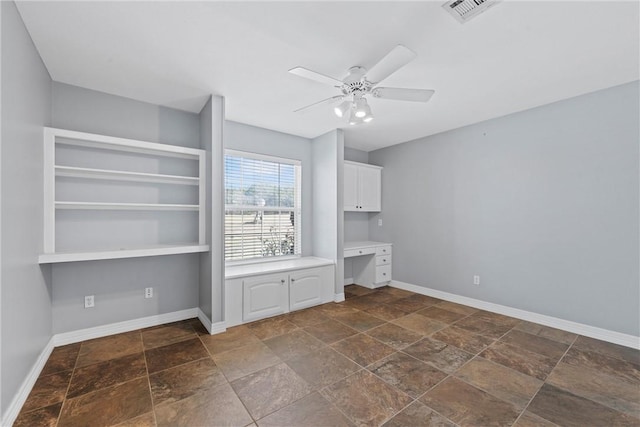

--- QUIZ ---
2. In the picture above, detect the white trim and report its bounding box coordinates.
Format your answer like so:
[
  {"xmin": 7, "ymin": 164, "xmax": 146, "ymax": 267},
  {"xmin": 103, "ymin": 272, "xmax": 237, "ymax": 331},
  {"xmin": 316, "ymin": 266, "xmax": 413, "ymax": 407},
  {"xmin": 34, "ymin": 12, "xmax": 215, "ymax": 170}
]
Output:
[
  {"xmin": 53, "ymin": 308, "xmax": 198, "ymax": 346},
  {"xmin": 209, "ymin": 321, "xmax": 227, "ymax": 335},
  {"xmin": 334, "ymin": 293, "xmax": 345, "ymax": 303},
  {"xmin": 1, "ymin": 337, "xmax": 55, "ymax": 427},
  {"xmin": 391, "ymin": 280, "xmax": 640, "ymax": 350},
  {"xmin": 197, "ymin": 308, "xmax": 213, "ymax": 333},
  {"xmin": 225, "ymin": 148, "xmax": 302, "ymax": 167},
  {"xmin": 344, "ymin": 277, "xmax": 354, "ymax": 286},
  {"xmin": 196, "ymin": 309, "xmax": 226, "ymax": 335}
]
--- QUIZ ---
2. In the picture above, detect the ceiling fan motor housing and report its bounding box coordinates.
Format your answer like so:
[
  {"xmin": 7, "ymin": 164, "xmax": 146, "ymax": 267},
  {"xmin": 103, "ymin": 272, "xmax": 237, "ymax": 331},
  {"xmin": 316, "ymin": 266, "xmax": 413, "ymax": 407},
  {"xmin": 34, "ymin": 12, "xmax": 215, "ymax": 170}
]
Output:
[{"xmin": 341, "ymin": 66, "xmax": 372, "ymax": 98}]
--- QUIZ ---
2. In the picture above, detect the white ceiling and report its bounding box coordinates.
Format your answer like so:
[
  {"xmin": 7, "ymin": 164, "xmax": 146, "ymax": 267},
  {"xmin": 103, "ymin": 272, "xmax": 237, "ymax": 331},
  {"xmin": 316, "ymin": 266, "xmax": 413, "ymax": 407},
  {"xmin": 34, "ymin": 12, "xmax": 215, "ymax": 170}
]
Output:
[{"xmin": 16, "ymin": 1, "xmax": 640, "ymax": 152}]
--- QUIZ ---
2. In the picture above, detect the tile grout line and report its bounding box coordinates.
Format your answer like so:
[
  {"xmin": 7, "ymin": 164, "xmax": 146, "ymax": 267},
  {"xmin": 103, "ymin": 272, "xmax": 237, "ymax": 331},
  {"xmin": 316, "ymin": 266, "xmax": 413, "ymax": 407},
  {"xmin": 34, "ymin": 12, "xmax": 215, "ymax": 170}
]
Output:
[
  {"xmin": 198, "ymin": 331, "xmax": 260, "ymax": 424},
  {"xmin": 140, "ymin": 330, "xmax": 159, "ymax": 427},
  {"xmin": 53, "ymin": 343, "xmax": 82, "ymax": 427},
  {"xmin": 509, "ymin": 333, "xmax": 579, "ymax": 426}
]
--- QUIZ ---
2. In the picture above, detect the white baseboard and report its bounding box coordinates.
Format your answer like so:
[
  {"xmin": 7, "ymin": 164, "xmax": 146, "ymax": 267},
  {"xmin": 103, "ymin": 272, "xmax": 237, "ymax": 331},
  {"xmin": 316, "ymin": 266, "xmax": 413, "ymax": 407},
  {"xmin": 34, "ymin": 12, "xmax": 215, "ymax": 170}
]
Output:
[
  {"xmin": 2, "ymin": 337, "xmax": 55, "ymax": 427},
  {"xmin": 334, "ymin": 293, "xmax": 345, "ymax": 303},
  {"xmin": 344, "ymin": 277, "xmax": 354, "ymax": 286},
  {"xmin": 1, "ymin": 307, "xmax": 220, "ymax": 426},
  {"xmin": 391, "ymin": 280, "xmax": 640, "ymax": 350},
  {"xmin": 54, "ymin": 308, "xmax": 199, "ymax": 346},
  {"xmin": 197, "ymin": 308, "xmax": 226, "ymax": 335}
]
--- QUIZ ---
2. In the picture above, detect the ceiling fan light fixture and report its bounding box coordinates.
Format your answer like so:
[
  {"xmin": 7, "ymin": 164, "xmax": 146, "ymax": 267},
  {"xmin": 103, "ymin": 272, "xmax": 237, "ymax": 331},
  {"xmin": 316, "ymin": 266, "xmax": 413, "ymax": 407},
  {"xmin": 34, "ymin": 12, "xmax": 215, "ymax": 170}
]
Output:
[
  {"xmin": 354, "ymin": 97, "xmax": 369, "ymax": 118},
  {"xmin": 348, "ymin": 109, "xmax": 363, "ymax": 126},
  {"xmin": 333, "ymin": 100, "xmax": 351, "ymax": 118}
]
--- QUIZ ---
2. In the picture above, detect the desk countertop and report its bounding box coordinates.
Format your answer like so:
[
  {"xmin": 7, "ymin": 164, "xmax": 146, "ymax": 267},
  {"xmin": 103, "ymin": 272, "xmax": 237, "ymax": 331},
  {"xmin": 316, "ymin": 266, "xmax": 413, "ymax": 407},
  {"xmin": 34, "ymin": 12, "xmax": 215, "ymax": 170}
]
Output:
[{"xmin": 344, "ymin": 241, "xmax": 392, "ymax": 250}]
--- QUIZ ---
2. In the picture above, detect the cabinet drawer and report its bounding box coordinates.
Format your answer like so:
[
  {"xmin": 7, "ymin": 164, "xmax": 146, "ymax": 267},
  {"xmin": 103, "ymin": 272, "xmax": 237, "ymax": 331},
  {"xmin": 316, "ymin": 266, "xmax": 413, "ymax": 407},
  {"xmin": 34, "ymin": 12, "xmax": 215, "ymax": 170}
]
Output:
[
  {"xmin": 345, "ymin": 247, "xmax": 376, "ymax": 258},
  {"xmin": 376, "ymin": 254, "xmax": 391, "ymax": 266},
  {"xmin": 375, "ymin": 265, "xmax": 392, "ymax": 283},
  {"xmin": 375, "ymin": 245, "xmax": 392, "ymax": 256}
]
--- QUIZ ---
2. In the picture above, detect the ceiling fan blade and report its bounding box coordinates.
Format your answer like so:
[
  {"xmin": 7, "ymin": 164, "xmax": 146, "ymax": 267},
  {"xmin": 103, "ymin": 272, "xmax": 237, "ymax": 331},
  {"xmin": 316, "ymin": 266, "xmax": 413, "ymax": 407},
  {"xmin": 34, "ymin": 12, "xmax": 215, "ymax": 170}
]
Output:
[
  {"xmin": 365, "ymin": 45, "xmax": 417, "ymax": 84},
  {"xmin": 372, "ymin": 87, "xmax": 435, "ymax": 103},
  {"xmin": 289, "ymin": 67, "xmax": 343, "ymax": 87},
  {"xmin": 294, "ymin": 95, "xmax": 344, "ymax": 113}
]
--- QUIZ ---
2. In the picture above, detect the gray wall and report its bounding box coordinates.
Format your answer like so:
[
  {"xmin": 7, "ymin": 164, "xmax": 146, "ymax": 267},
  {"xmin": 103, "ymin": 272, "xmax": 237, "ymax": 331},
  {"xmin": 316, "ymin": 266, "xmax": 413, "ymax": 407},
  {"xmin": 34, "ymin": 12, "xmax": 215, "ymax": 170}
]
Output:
[
  {"xmin": 50, "ymin": 83, "xmax": 202, "ymax": 333},
  {"xmin": 224, "ymin": 121, "xmax": 314, "ymax": 257},
  {"xmin": 1, "ymin": 1, "xmax": 53, "ymax": 418},
  {"xmin": 52, "ymin": 82, "xmax": 200, "ymax": 149},
  {"xmin": 344, "ymin": 147, "xmax": 369, "ymax": 163},
  {"xmin": 369, "ymin": 81, "xmax": 640, "ymax": 336}
]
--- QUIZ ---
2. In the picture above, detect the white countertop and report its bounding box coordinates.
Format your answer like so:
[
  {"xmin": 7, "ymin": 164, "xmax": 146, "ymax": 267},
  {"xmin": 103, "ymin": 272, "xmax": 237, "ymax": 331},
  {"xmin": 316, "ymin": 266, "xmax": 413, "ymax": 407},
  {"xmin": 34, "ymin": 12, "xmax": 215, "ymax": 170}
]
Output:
[
  {"xmin": 225, "ymin": 256, "xmax": 334, "ymax": 279},
  {"xmin": 344, "ymin": 241, "xmax": 392, "ymax": 250}
]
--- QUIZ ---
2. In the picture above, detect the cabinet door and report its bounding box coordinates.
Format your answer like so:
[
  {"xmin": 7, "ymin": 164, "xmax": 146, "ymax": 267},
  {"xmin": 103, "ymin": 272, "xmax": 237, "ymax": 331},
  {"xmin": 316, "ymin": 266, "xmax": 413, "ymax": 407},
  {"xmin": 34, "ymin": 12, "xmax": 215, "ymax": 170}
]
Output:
[
  {"xmin": 358, "ymin": 166, "xmax": 381, "ymax": 212},
  {"xmin": 343, "ymin": 162, "xmax": 359, "ymax": 211},
  {"xmin": 243, "ymin": 273, "xmax": 288, "ymax": 322},
  {"xmin": 289, "ymin": 267, "xmax": 329, "ymax": 311}
]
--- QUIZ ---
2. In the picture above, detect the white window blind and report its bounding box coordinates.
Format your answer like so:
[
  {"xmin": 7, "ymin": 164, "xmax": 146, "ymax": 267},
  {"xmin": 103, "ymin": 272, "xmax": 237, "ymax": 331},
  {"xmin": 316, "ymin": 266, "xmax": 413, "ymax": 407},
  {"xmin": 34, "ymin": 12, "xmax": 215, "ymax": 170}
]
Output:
[{"xmin": 224, "ymin": 150, "xmax": 301, "ymax": 261}]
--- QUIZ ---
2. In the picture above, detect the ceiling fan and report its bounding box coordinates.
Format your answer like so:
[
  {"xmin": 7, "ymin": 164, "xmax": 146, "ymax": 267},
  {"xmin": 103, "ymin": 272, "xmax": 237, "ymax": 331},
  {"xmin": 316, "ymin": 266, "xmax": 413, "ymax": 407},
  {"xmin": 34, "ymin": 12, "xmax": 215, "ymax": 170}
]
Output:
[{"xmin": 289, "ymin": 45, "xmax": 434, "ymax": 125}]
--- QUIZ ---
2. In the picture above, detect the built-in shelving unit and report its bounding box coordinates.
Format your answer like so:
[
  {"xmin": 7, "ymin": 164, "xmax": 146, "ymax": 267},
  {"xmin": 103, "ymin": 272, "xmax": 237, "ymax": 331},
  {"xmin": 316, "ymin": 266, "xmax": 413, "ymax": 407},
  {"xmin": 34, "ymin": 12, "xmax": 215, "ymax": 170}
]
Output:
[{"xmin": 39, "ymin": 127, "xmax": 209, "ymax": 264}]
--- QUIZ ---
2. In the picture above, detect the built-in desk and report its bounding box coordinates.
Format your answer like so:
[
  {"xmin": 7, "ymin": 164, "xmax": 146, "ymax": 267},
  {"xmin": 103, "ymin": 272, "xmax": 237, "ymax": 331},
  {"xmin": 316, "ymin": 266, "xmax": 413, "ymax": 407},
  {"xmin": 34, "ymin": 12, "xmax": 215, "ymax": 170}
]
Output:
[{"xmin": 344, "ymin": 241, "xmax": 392, "ymax": 288}]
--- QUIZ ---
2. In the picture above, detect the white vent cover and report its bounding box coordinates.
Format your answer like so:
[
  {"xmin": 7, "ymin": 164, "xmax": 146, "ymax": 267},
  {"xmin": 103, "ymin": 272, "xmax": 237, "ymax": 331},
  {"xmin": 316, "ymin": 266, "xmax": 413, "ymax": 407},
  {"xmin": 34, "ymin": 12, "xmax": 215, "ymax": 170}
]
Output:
[{"xmin": 443, "ymin": 0, "xmax": 500, "ymax": 23}]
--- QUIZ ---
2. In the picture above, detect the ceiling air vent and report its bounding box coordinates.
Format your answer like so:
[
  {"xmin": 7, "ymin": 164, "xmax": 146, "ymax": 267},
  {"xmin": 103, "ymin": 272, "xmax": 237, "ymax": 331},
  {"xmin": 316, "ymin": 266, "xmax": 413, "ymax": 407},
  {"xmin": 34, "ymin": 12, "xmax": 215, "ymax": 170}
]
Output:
[{"xmin": 443, "ymin": 0, "xmax": 500, "ymax": 23}]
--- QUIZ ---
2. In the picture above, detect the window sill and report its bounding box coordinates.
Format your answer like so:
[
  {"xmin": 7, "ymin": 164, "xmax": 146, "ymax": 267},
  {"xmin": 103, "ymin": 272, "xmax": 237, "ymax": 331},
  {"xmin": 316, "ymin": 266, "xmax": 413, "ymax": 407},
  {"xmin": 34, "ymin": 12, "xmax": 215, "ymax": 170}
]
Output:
[{"xmin": 225, "ymin": 256, "xmax": 334, "ymax": 279}]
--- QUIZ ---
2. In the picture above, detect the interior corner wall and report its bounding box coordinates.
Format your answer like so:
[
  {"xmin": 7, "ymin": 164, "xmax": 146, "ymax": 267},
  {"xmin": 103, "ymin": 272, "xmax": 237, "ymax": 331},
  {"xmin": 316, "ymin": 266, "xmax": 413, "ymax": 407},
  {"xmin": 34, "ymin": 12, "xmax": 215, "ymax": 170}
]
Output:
[
  {"xmin": 224, "ymin": 121, "xmax": 314, "ymax": 257},
  {"xmin": 312, "ymin": 129, "xmax": 344, "ymax": 294},
  {"xmin": 344, "ymin": 147, "xmax": 369, "ymax": 163},
  {"xmin": 368, "ymin": 81, "xmax": 640, "ymax": 336},
  {"xmin": 199, "ymin": 95, "xmax": 225, "ymax": 324},
  {"xmin": 1, "ymin": 0, "xmax": 53, "ymax": 418},
  {"xmin": 49, "ymin": 82, "xmax": 202, "ymax": 334}
]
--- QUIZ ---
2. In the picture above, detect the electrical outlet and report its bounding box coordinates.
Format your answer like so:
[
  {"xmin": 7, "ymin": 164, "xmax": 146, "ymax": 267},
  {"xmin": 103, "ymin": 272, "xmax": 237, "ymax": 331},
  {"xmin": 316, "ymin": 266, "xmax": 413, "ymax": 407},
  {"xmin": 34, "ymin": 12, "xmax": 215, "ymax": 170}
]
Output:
[
  {"xmin": 84, "ymin": 295, "xmax": 95, "ymax": 308},
  {"xmin": 473, "ymin": 275, "xmax": 480, "ymax": 285},
  {"xmin": 378, "ymin": 219, "xmax": 383, "ymax": 226},
  {"xmin": 145, "ymin": 287, "xmax": 153, "ymax": 299}
]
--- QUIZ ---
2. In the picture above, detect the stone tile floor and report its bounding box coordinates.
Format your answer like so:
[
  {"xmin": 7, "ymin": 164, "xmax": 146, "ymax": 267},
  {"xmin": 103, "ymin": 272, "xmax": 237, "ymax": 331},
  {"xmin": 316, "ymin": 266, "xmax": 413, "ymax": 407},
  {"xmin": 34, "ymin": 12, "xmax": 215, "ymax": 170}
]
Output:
[{"xmin": 15, "ymin": 285, "xmax": 640, "ymax": 426}]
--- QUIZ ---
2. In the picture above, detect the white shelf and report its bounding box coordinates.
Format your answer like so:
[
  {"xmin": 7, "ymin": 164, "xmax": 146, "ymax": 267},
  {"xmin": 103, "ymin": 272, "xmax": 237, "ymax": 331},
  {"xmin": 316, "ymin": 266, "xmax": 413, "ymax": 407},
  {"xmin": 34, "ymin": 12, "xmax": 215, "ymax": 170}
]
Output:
[
  {"xmin": 50, "ymin": 127, "xmax": 203, "ymax": 159},
  {"xmin": 44, "ymin": 127, "xmax": 207, "ymax": 258},
  {"xmin": 55, "ymin": 166, "xmax": 199, "ymax": 185},
  {"xmin": 38, "ymin": 244, "xmax": 210, "ymax": 264},
  {"xmin": 55, "ymin": 201, "xmax": 200, "ymax": 211}
]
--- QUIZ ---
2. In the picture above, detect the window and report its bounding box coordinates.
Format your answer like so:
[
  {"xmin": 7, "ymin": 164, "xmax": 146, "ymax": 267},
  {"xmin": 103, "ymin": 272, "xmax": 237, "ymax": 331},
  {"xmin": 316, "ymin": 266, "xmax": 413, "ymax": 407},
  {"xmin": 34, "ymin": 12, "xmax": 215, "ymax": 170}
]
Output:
[{"xmin": 224, "ymin": 150, "xmax": 301, "ymax": 262}]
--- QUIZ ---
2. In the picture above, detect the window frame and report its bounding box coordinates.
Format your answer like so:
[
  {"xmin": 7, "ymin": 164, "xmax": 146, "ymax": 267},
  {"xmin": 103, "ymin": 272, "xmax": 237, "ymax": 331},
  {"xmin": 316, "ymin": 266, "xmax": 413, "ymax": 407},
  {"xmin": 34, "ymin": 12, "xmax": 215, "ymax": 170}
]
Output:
[{"xmin": 224, "ymin": 149, "xmax": 302, "ymax": 265}]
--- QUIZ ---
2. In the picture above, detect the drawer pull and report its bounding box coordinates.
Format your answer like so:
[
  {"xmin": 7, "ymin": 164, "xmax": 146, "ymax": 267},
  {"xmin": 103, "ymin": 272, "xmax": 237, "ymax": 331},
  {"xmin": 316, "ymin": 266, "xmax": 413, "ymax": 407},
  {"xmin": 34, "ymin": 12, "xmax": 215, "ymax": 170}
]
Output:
[
  {"xmin": 359, "ymin": 250, "xmax": 363, "ymax": 254},
  {"xmin": 291, "ymin": 278, "xmax": 295, "ymax": 282},
  {"xmin": 281, "ymin": 279, "xmax": 285, "ymax": 284},
  {"xmin": 383, "ymin": 259, "xmax": 387, "ymax": 262},
  {"xmin": 383, "ymin": 272, "xmax": 386, "ymax": 276}
]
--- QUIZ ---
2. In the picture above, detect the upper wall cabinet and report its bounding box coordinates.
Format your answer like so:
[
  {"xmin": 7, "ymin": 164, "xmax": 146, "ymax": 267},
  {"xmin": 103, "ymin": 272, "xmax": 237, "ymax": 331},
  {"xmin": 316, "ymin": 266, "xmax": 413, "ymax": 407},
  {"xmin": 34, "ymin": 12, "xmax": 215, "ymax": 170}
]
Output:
[
  {"xmin": 39, "ymin": 127, "xmax": 209, "ymax": 264},
  {"xmin": 344, "ymin": 161, "xmax": 382, "ymax": 212}
]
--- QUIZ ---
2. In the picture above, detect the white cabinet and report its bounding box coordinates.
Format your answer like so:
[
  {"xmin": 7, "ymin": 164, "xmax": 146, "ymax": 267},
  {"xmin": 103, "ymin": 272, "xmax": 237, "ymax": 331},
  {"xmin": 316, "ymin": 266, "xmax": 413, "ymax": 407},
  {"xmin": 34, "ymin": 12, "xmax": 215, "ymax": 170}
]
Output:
[
  {"xmin": 344, "ymin": 161, "xmax": 382, "ymax": 212},
  {"xmin": 290, "ymin": 267, "xmax": 332, "ymax": 311},
  {"xmin": 243, "ymin": 273, "xmax": 289, "ymax": 322},
  {"xmin": 225, "ymin": 258, "xmax": 335, "ymax": 326},
  {"xmin": 344, "ymin": 241, "xmax": 392, "ymax": 289},
  {"xmin": 39, "ymin": 127, "xmax": 208, "ymax": 264}
]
